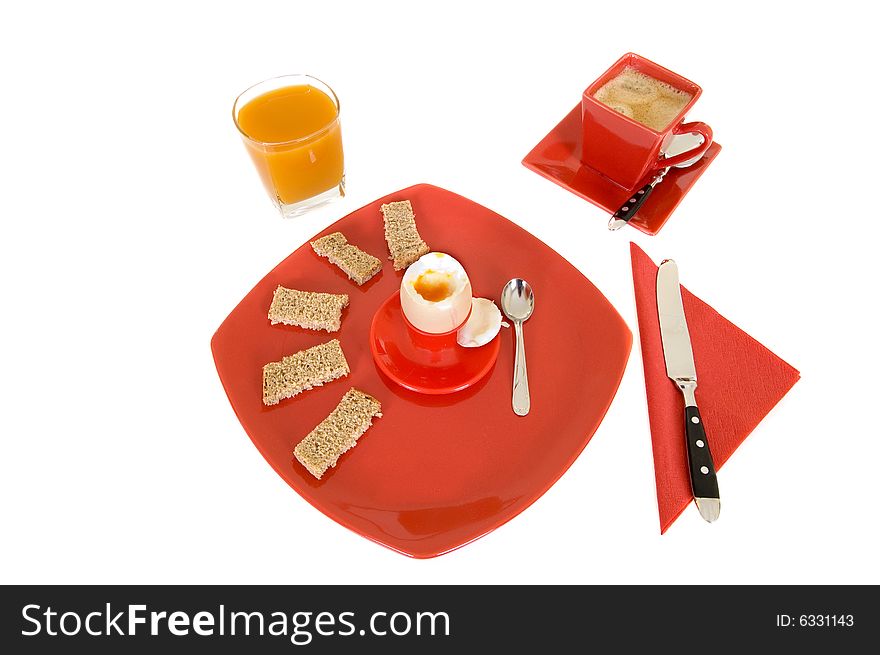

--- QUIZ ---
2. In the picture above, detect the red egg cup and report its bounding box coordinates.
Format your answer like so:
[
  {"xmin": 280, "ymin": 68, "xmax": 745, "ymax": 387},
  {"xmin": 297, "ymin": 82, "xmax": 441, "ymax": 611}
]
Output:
[{"xmin": 370, "ymin": 292, "xmax": 498, "ymax": 395}]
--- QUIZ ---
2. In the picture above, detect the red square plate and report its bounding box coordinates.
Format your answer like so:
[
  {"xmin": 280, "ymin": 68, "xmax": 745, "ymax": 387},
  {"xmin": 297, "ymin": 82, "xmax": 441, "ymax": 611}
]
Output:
[
  {"xmin": 523, "ymin": 105, "xmax": 721, "ymax": 235},
  {"xmin": 211, "ymin": 184, "xmax": 632, "ymax": 557}
]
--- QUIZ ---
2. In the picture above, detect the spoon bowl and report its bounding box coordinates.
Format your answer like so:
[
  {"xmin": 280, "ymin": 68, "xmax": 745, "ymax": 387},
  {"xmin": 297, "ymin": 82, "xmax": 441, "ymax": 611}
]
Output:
[{"xmin": 501, "ymin": 279, "xmax": 535, "ymax": 323}]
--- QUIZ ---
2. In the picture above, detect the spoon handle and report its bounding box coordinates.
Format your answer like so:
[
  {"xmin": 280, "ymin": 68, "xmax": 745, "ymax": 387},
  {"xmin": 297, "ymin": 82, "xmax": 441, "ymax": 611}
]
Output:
[{"xmin": 512, "ymin": 320, "xmax": 530, "ymax": 416}]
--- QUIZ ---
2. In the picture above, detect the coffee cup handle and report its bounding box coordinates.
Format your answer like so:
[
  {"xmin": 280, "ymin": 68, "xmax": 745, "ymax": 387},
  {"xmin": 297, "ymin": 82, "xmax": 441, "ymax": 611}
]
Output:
[{"xmin": 659, "ymin": 121, "xmax": 713, "ymax": 169}]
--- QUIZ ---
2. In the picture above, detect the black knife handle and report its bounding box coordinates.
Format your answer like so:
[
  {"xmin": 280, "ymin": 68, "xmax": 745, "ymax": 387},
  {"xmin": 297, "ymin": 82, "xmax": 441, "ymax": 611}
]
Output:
[
  {"xmin": 685, "ymin": 406, "xmax": 719, "ymax": 499},
  {"xmin": 611, "ymin": 183, "xmax": 654, "ymax": 225}
]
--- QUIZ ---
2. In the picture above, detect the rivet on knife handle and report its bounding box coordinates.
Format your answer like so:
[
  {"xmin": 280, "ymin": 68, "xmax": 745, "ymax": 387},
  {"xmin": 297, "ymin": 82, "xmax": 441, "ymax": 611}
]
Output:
[
  {"xmin": 681, "ymin": 389, "xmax": 720, "ymax": 522},
  {"xmin": 608, "ymin": 183, "xmax": 655, "ymax": 230}
]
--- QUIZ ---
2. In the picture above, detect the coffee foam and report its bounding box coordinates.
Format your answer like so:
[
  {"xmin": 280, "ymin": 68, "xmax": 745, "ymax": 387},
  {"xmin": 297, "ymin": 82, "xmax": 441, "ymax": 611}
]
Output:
[{"xmin": 593, "ymin": 67, "xmax": 692, "ymax": 131}]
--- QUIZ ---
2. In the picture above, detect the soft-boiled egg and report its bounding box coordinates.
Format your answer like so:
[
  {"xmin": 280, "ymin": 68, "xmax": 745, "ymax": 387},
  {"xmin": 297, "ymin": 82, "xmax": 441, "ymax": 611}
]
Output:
[
  {"xmin": 400, "ymin": 252, "xmax": 472, "ymax": 333},
  {"xmin": 457, "ymin": 298, "xmax": 503, "ymax": 347}
]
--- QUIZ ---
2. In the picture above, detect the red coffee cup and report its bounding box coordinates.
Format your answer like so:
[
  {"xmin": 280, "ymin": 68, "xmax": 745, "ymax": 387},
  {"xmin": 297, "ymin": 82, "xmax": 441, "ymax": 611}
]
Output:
[{"xmin": 581, "ymin": 53, "xmax": 713, "ymax": 190}]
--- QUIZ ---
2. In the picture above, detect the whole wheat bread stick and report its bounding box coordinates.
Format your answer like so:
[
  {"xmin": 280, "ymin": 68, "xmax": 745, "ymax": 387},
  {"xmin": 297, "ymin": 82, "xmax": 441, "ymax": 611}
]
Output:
[
  {"xmin": 293, "ymin": 388, "xmax": 382, "ymax": 479},
  {"xmin": 262, "ymin": 339, "xmax": 350, "ymax": 406},
  {"xmin": 268, "ymin": 286, "xmax": 349, "ymax": 332},
  {"xmin": 380, "ymin": 200, "xmax": 430, "ymax": 270},
  {"xmin": 311, "ymin": 232, "xmax": 382, "ymax": 285}
]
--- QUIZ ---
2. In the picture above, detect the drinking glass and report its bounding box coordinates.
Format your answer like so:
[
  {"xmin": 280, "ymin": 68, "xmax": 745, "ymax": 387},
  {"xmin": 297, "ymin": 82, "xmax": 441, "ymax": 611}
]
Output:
[{"xmin": 233, "ymin": 74, "xmax": 345, "ymax": 218}]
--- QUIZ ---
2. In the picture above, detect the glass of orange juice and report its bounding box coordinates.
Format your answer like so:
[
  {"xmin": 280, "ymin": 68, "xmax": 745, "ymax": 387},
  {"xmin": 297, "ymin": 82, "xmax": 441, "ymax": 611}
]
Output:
[{"xmin": 233, "ymin": 75, "xmax": 345, "ymax": 218}]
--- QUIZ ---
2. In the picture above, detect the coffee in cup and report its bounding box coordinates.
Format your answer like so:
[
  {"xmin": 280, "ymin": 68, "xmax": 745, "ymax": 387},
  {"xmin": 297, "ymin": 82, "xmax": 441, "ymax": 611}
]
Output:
[
  {"xmin": 592, "ymin": 67, "xmax": 693, "ymax": 132},
  {"xmin": 581, "ymin": 53, "xmax": 713, "ymax": 190}
]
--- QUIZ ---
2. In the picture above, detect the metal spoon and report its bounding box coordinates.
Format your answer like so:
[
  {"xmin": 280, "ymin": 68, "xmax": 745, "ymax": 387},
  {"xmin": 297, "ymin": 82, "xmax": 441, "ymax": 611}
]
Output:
[
  {"xmin": 501, "ymin": 279, "xmax": 535, "ymax": 416},
  {"xmin": 608, "ymin": 132, "xmax": 708, "ymax": 230}
]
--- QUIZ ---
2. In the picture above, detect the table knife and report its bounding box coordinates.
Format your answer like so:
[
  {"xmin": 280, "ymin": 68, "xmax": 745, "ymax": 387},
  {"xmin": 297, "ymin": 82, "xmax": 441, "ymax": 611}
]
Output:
[{"xmin": 657, "ymin": 259, "xmax": 720, "ymax": 522}]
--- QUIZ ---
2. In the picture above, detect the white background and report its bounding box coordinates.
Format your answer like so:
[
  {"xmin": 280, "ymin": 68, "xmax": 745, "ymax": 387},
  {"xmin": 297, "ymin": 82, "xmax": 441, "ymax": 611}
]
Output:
[{"xmin": 2, "ymin": 1, "xmax": 877, "ymax": 585}]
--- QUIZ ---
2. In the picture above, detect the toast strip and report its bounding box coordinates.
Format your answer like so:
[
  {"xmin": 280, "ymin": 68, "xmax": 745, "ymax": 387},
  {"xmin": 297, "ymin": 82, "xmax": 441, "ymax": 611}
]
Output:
[
  {"xmin": 311, "ymin": 232, "xmax": 382, "ymax": 285},
  {"xmin": 262, "ymin": 339, "xmax": 350, "ymax": 406},
  {"xmin": 380, "ymin": 200, "xmax": 430, "ymax": 270},
  {"xmin": 294, "ymin": 388, "xmax": 383, "ymax": 479},
  {"xmin": 268, "ymin": 286, "xmax": 349, "ymax": 332}
]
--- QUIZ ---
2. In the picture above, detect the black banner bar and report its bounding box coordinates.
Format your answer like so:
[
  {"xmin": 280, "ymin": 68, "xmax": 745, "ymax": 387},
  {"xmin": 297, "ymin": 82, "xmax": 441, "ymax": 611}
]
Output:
[{"xmin": 1, "ymin": 585, "xmax": 872, "ymax": 652}]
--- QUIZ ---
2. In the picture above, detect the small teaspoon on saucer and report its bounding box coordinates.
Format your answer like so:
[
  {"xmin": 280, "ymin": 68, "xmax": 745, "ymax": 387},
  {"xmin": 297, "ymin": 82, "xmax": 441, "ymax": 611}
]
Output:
[{"xmin": 608, "ymin": 132, "xmax": 707, "ymax": 230}]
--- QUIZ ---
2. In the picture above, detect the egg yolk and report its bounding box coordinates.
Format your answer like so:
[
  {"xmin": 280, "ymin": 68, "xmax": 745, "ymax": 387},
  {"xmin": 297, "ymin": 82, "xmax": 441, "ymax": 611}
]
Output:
[{"xmin": 413, "ymin": 270, "xmax": 454, "ymax": 302}]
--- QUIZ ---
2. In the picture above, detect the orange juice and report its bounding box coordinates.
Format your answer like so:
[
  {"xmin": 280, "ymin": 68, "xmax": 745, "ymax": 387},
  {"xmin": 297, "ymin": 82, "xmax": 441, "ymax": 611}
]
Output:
[{"xmin": 234, "ymin": 78, "xmax": 344, "ymax": 212}]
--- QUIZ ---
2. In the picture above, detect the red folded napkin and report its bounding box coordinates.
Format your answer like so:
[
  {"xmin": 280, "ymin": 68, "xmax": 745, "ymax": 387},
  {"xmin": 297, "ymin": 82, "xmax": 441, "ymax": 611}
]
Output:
[{"xmin": 630, "ymin": 243, "xmax": 800, "ymax": 533}]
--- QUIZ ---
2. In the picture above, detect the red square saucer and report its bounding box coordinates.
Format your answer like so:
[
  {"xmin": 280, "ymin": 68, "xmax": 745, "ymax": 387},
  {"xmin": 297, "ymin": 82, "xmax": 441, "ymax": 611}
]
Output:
[
  {"xmin": 211, "ymin": 184, "xmax": 632, "ymax": 557},
  {"xmin": 523, "ymin": 105, "xmax": 721, "ymax": 235}
]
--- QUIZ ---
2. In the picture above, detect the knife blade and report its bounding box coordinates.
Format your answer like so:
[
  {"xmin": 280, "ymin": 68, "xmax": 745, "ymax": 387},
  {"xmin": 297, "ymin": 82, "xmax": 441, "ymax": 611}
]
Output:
[{"xmin": 657, "ymin": 259, "xmax": 720, "ymax": 523}]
